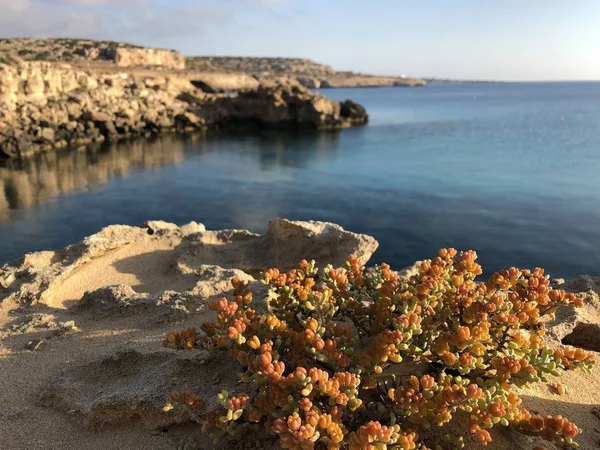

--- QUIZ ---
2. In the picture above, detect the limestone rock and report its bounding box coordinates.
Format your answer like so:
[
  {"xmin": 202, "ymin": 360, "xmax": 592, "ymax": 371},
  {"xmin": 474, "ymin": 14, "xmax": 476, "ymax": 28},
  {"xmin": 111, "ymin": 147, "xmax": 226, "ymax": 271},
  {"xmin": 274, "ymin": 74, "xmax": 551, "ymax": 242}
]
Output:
[
  {"xmin": 189, "ymin": 73, "xmax": 260, "ymax": 92},
  {"xmin": 196, "ymin": 82, "xmax": 368, "ymax": 129},
  {"xmin": 0, "ymin": 219, "xmax": 378, "ymax": 310},
  {"xmin": 340, "ymin": 100, "xmax": 368, "ymax": 124},
  {"xmin": 78, "ymin": 285, "xmax": 149, "ymax": 314},
  {"xmin": 0, "ymin": 61, "xmax": 367, "ymax": 157},
  {"xmin": 184, "ymin": 56, "xmax": 427, "ymax": 88},
  {"xmin": 40, "ymin": 127, "xmax": 55, "ymax": 143},
  {"xmin": 108, "ymin": 48, "xmax": 185, "ymax": 70},
  {"xmin": 397, "ymin": 262, "xmax": 421, "ymax": 281},
  {"xmin": 191, "ymin": 265, "xmax": 255, "ymax": 303},
  {"xmin": 177, "ymin": 218, "xmax": 379, "ymax": 275},
  {"xmin": 145, "ymin": 220, "xmax": 180, "ymax": 236},
  {"xmin": 38, "ymin": 350, "xmax": 238, "ymax": 429},
  {"xmin": 264, "ymin": 218, "xmax": 378, "ymax": 269},
  {"xmin": 296, "ymin": 77, "xmax": 321, "ymax": 89},
  {"xmin": 180, "ymin": 221, "xmax": 206, "ymax": 236},
  {"xmin": 0, "ymin": 61, "xmax": 209, "ymax": 157},
  {"xmin": 0, "ymin": 38, "xmax": 186, "ymax": 70},
  {"xmin": 545, "ymin": 275, "xmax": 600, "ymax": 351}
]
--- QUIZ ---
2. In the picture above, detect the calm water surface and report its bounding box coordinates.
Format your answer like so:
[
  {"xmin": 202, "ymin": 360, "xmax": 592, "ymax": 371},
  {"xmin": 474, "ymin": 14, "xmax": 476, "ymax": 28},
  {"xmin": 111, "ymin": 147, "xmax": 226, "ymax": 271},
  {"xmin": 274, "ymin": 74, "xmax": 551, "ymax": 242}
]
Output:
[{"xmin": 2, "ymin": 82, "xmax": 600, "ymax": 277}]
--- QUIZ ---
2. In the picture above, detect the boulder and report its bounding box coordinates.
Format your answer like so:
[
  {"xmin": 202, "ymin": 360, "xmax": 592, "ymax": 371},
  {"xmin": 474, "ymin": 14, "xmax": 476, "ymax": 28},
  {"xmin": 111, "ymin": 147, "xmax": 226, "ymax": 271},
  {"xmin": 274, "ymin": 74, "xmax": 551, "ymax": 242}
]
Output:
[
  {"xmin": 340, "ymin": 100, "xmax": 369, "ymax": 125},
  {"xmin": 144, "ymin": 220, "xmax": 180, "ymax": 235},
  {"xmin": 40, "ymin": 127, "xmax": 55, "ymax": 143}
]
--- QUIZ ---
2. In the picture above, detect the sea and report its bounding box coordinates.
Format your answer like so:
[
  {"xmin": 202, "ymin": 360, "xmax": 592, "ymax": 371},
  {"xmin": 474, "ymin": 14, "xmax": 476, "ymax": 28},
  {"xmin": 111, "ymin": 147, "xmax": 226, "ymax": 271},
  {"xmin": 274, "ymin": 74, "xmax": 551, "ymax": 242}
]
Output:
[{"xmin": 1, "ymin": 82, "xmax": 600, "ymax": 278}]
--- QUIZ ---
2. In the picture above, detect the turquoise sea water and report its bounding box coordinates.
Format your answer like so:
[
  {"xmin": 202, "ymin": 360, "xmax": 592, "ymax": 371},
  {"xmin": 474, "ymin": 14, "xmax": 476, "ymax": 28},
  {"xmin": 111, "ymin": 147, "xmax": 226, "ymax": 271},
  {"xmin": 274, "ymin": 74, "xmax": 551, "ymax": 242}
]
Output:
[{"xmin": 1, "ymin": 82, "xmax": 600, "ymax": 277}]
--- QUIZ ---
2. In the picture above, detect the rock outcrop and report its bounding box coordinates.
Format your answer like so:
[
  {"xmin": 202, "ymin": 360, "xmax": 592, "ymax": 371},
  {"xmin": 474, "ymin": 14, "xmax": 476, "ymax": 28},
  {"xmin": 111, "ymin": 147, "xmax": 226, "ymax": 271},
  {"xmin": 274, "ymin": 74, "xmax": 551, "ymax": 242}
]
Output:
[
  {"xmin": 2, "ymin": 218, "xmax": 600, "ymax": 449},
  {"xmin": 38, "ymin": 349, "xmax": 233, "ymax": 429},
  {"xmin": 0, "ymin": 218, "xmax": 377, "ymax": 441},
  {"xmin": 193, "ymin": 82, "xmax": 368, "ymax": 129},
  {"xmin": 0, "ymin": 218, "xmax": 379, "ymax": 308},
  {"xmin": 0, "ymin": 61, "xmax": 367, "ymax": 158},
  {"xmin": 190, "ymin": 72, "xmax": 260, "ymax": 92},
  {"xmin": 0, "ymin": 61, "xmax": 205, "ymax": 157},
  {"xmin": 107, "ymin": 48, "xmax": 185, "ymax": 70},
  {"xmin": 316, "ymin": 75, "xmax": 428, "ymax": 88}
]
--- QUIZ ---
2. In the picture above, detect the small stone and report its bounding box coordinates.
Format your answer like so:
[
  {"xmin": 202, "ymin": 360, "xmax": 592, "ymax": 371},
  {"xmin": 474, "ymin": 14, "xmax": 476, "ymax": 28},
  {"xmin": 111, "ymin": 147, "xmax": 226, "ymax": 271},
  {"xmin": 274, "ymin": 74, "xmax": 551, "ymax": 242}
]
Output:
[
  {"xmin": 145, "ymin": 220, "xmax": 179, "ymax": 235},
  {"xmin": 0, "ymin": 272, "xmax": 16, "ymax": 289},
  {"xmin": 56, "ymin": 321, "xmax": 79, "ymax": 335},
  {"xmin": 40, "ymin": 127, "xmax": 55, "ymax": 143},
  {"xmin": 180, "ymin": 221, "xmax": 206, "ymax": 236},
  {"xmin": 25, "ymin": 339, "xmax": 45, "ymax": 351}
]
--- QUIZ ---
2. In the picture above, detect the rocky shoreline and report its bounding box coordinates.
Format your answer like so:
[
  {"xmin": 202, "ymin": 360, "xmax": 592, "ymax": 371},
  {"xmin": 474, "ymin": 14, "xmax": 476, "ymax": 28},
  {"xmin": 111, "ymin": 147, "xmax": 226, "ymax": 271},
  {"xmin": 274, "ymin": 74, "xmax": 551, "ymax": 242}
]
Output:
[
  {"xmin": 0, "ymin": 60, "xmax": 368, "ymax": 158},
  {"xmin": 1, "ymin": 39, "xmax": 428, "ymax": 90},
  {"xmin": 0, "ymin": 219, "xmax": 599, "ymax": 450},
  {"xmin": 0, "ymin": 38, "xmax": 436, "ymax": 158},
  {"xmin": 186, "ymin": 56, "xmax": 428, "ymax": 89}
]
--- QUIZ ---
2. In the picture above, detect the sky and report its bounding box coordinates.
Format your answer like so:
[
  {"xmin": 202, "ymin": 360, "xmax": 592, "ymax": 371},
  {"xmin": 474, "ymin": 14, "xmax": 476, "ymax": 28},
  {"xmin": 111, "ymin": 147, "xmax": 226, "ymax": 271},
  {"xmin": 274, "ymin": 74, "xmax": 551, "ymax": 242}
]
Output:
[{"xmin": 1, "ymin": 0, "xmax": 599, "ymax": 81}]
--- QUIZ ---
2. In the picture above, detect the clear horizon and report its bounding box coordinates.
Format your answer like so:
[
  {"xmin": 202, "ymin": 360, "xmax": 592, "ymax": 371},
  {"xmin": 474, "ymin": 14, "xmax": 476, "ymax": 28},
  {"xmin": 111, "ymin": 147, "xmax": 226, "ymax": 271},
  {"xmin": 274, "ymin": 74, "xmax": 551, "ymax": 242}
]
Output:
[{"xmin": 1, "ymin": 0, "xmax": 599, "ymax": 81}]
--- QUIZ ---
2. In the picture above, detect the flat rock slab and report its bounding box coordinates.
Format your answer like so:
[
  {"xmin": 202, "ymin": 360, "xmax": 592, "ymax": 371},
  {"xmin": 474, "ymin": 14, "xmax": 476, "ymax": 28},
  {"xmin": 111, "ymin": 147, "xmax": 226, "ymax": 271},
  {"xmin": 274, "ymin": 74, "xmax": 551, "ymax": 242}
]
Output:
[{"xmin": 38, "ymin": 349, "xmax": 237, "ymax": 430}]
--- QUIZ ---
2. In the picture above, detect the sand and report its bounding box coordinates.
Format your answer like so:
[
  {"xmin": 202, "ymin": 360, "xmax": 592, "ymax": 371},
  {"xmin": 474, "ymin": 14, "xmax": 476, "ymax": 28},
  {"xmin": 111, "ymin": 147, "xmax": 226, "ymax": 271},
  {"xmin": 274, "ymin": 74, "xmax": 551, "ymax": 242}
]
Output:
[{"xmin": 1, "ymin": 219, "xmax": 599, "ymax": 450}]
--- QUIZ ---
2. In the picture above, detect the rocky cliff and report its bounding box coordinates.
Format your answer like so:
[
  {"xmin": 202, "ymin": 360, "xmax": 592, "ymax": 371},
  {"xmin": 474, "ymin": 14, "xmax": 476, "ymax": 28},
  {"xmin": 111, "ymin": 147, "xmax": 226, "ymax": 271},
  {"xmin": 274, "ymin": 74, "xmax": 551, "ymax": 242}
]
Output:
[
  {"xmin": 0, "ymin": 61, "xmax": 368, "ymax": 158},
  {"xmin": 186, "ymin": 56, "xmax": 427, "ymax": 88},
  {"xmin": 190, "ymin": 82, "xmax": 368, "ymax": 129},
  {"xmin": 0, "ymin": 39, "xmax": 426, "ymax": 89}
]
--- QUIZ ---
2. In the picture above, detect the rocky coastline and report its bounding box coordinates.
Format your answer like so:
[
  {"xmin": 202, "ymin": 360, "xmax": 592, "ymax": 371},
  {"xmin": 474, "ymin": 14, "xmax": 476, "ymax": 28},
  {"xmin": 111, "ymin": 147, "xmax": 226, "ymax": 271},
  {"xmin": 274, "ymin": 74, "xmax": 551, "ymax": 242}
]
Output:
[
  {"xmin": 0, "ymin": 38, "xmax": 437, "ymax": 158},
  {"xmin": 0, "ymin": 59, "xmax": 368, "ymax": 158},
  {"xmin": 0, "ymin": 219, "xmax": 599, "ymax": 450},
  {"xmin": 186, "ymin": 56, "xmax": 428, "ymax": 89}
]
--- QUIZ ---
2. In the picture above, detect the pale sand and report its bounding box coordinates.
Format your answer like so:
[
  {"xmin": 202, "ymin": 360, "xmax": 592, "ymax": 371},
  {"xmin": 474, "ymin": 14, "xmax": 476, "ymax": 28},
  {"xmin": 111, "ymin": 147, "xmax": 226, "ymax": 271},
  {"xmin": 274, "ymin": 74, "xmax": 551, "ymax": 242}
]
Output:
[
  {"xmin": 47, "ymin": 236, "xmax": 196, "ymax": 308},
  {"xmin": 1, "ymin": 222, "xmax": 599, "ymax": 450},
  {"xmin": 1, "ymin": 238, "xmax": 202, "ymax": 449}
]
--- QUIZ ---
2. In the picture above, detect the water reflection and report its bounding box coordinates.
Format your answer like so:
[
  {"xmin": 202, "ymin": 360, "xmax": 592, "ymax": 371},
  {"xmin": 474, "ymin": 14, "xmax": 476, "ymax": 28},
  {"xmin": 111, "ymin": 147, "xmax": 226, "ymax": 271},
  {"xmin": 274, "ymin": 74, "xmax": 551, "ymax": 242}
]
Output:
[
  {"xmin": 0, "ymin": 136, "xmax": 185, "ymax": 221},
  {"xmin": 0, "ymin": 129, "xmax": 343, "ymax": 224},
  {"xmin": 207, "ymin": 129, "xmax": 344, "ymax": 171}
]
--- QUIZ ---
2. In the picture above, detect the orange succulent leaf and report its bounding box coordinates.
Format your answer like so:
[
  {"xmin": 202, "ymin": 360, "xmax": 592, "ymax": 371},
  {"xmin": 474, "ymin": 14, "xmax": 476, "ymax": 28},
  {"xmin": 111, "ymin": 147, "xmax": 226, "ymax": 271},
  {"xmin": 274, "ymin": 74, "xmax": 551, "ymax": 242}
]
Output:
[{"xmin": 163, "ymin": 250, "xmax": 593, "ymax": 449}]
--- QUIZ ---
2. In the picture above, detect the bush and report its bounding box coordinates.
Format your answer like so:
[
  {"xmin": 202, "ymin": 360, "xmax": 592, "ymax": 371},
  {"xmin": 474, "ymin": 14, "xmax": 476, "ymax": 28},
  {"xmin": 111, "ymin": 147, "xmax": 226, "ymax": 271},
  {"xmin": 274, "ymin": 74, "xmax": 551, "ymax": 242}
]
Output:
[{"xmin": 164, "ymin": 249, "xmax": 595, "ymax": 449}]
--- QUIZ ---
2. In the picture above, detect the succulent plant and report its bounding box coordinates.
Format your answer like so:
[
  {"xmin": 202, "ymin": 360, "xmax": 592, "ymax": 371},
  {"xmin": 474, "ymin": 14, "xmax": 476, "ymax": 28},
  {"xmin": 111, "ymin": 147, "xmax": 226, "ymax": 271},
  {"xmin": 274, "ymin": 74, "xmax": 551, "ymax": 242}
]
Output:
[{"xmin": 164, "ymin": 250, "xmax": 595, "ymax": 449}]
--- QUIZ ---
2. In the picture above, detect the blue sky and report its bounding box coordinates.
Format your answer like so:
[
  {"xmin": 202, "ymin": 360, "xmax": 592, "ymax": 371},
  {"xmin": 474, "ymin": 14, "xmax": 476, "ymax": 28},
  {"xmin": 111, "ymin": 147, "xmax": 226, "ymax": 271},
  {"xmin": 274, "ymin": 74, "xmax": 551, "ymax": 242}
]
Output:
[{"xmin": 1, "ymin": 0, "xmax": 599, "ymax": 81}]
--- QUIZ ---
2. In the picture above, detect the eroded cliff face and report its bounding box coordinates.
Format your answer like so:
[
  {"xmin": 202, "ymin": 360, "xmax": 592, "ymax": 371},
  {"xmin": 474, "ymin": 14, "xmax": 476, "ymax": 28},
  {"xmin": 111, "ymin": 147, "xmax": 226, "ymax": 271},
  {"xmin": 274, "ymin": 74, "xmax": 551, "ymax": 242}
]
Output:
[
  {"xmin": 107, "ymin": 48, "xmax": 185, "ymax": 69},
  {"xmin": 192, "ymin": 82, "xmax": 368, "ymax": 129},
  {"xmin": 0, "ymin": 38, "xmax": 185, "ymax": 70},
  {"xmin": 0, "ymin": 62, "xmax": 368, "ymax": 158},
  {"xmin": 186, "ymin": 56, "xmax": 428, "ymax": 88},
  {"xmin": 0, "ymin": 62, "xmax": 205, "ymax": 157}
]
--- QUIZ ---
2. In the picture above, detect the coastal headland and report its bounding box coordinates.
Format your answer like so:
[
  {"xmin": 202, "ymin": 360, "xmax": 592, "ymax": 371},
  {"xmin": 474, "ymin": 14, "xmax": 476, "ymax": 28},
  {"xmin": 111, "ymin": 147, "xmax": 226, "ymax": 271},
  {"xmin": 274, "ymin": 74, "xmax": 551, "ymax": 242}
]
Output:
[{"xmin": 0, "ymin": 39, "xmax": 426, "ymax": 158}]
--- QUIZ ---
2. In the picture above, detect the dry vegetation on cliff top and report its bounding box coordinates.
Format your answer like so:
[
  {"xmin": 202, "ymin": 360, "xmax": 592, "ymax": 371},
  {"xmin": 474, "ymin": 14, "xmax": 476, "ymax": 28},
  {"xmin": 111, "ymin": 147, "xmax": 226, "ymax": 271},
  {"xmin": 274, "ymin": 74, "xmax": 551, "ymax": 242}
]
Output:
[{"xmin": 0, "ymin": 38, "xmax": 427, "ymax": 87}]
